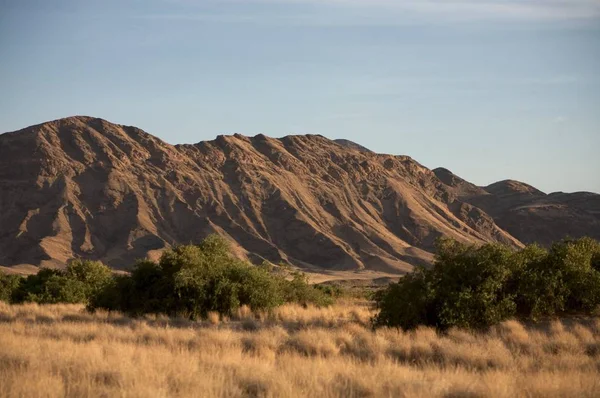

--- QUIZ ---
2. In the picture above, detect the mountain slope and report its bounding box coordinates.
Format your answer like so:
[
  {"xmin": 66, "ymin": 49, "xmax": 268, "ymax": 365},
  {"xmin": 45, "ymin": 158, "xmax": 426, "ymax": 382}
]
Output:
[
  {"xmin": 434, "ymin": 168, "xmax": 600, "ymax": 246},
  {"xmin": 0, "ymin": 116, "xmax": 523, "ymax": 272},
  {"xmin": 0, "ymin": 117, "xmax": 597, "ymax": 272},
  {"xmin": 333, "ymin": 139, "xmax": 373, "ymax": 153}
]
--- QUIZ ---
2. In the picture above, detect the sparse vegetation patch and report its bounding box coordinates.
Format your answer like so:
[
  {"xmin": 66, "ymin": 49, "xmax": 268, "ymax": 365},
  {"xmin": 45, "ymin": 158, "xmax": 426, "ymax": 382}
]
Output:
[
  {"xmin": 1, "ymin": 235, "xmax": 333, "ymax": 319},
  {"xmin": 374, "ymin": 237, "xmax": 600, "ymax": 330}
]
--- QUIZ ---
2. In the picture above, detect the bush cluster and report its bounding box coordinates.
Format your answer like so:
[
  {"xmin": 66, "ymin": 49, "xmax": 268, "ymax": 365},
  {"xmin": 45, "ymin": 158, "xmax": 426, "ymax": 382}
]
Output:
[
  {"xmin": 0, "ymin": 235, "xmax": 333, "ymax": 318},
  {"xmin": 0, "ymin": 271, "xmax": 21, "ymax": 302},
  {"xmin": 374, "ymin": 237, "xmax": 600, "ymax": 331},
  {"xmin": 3, "ymin": 260, "xmax": 112, "ymax": 305}
]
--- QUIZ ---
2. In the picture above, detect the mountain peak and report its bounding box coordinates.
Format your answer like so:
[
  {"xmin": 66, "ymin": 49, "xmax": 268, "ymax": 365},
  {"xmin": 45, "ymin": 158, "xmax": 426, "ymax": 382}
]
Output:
[
  {"xmin": 485, "ymin": 179, "xmax": 545, "ymax": 196},
  {"xmin": 333, "ymin": 139, "xmax": 373, "ymax": 153},
  {"xmin": 433, "ymin": 167, "xmax": 488, "ymax": 197},
  {"xmin": 1, "ymin": 117, "xmax": 598, "ymax": 273}
]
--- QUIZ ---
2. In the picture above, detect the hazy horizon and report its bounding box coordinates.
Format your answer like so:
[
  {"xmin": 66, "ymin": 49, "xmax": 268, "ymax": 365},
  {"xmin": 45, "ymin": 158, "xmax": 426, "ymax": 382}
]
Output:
[{"xmin": 1, "ymin": 0, "xmax": 599, "ymax": 193}]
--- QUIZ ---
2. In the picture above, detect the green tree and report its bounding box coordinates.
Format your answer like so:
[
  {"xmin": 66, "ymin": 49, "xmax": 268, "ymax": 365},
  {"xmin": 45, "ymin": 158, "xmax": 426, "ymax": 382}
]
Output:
[
  {"xmin": 89, "ymin": 235, "xmax": 334, "ymax": 318},
  {"xmin": 0, "ymin": 271, "xmax": 21, "ymax": 302},
  {"xmin": 65, "ymin": 259, "xmax": 112, "ymax": 298},
  {"xmin": 13, "ymin": 269, "xmax": 87, "ymax": 304},
  {"xmin": 513, "ymin": 238, "xmax": 600, "ymax": 318},
  {"xmin": 432, "ymin": 241, "xmax": 516, "ymax": 330},
  {"xmin": 373, "ymin": 266, "xmax": 435, "ymax": 329},
  {"xmin": 374, "ymin": 237, "xmax": 600, "ymax": 331}
]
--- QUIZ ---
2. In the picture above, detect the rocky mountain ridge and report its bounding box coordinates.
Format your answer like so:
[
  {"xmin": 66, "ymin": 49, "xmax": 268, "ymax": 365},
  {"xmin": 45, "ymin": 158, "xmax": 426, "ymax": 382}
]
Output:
[{"xmin": 1, "ymin": 116, "xmax": 598, "ymax": 273}]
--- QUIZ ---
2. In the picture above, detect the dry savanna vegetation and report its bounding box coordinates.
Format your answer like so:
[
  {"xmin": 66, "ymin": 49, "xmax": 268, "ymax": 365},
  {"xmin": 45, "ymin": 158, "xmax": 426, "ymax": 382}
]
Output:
[
  {"xmin": 2, "ymin": 236, "xmax": 600, "ymax": 397},
  {"xmin": 1, "ymin": 301, "xmax": 600, "ymax": 398}
]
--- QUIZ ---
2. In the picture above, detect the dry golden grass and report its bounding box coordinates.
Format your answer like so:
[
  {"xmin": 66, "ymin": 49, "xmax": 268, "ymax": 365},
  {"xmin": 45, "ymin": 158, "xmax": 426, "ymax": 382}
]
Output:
[{"xmin": 1, "ymin": 300, "xmax": 599, "ymax": 398}]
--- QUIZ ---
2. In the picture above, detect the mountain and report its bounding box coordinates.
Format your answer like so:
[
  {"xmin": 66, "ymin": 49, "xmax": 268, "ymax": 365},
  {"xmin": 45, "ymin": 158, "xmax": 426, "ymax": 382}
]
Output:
[
  {"xmin": 433, "ymin": 169, "xmax": 600, "ymax": 246},
  {"xmin": 333, "ymin": 139, "xmax": 373, "ymax": 153},
  {"xmin": 0, "ymin": 116, "xmax": 597, "ymax": 273}
]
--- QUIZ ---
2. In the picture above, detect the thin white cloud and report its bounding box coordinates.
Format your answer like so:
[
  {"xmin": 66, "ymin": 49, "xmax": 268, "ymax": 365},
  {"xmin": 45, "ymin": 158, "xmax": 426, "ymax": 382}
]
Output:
[
  {"xmin": 220, "ymin": 0, "xmax": 600, "ymax": 20},
  {"xmin": 147, "ymin": 0, "xmax": 600, "ymax": 25}
]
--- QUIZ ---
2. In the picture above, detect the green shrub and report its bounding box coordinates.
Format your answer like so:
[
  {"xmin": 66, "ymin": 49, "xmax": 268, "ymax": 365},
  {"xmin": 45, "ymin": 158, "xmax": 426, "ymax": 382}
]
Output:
[
  {"xmin": 374, "ymin": 239, "xmax": 516, "ymax": 330},
  {"xmin": 171, "ymin": 255, "xmax": 285, "ymax": 319},
  {"xmin": 66, "ymin": 259, "xmax": 112, "ymax": 298},
  {"xmin": 280, "ymin": 272, "xmax": 334, "ymax": 307},
  {"xmin": 551, "ymin": 238, "xmax": 600, "ymax": 312},
  {"xmin": 314, "ymin": 284, "xmax": 345, "ymax": 299},
  {"xmin": 374, "ymin": 237, "xmax": 600, "ymax": 331},
  {"xmin": 10, "ymin": 260, "xmax": 112, "ymax": 305},
  {"xmin": 373, "ymin": 267, "xmax": 436, "ymax": 329},
  {"xmin": 89, "ymin": 235, "xmax": 333, "ymax": 318},
  {"xmin": 13, "ymin": 268, "xmax": 88, "ymax": 304},
  {"xmin": 87, "ymin": 274, "xmax": 133, "ymax": 313},
  {"xmin": 510, "ymin": 238, "xmax": 600, "ymax": 319},
  {"xmin": 0, "ymin": 271, "xmax": 21, "ymax": 302},
  {"xmin": 114, "ymin": 260, "xmax": 173, "ymax": 316},
  {"xmin": 432, "ymin": 240, "xmax": 517, "ymax": 330}
]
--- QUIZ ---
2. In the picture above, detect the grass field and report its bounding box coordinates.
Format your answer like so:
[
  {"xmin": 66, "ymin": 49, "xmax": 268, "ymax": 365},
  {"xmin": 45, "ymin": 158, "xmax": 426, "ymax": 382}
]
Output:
[{"xmin": 1, "ymin": 301, "xmax": 599, "ymax": 397}]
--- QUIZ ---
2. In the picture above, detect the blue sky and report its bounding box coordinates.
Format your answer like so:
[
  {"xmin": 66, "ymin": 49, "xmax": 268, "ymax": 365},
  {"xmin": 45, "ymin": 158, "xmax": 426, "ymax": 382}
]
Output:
[{"xmin": 1, "ymin": 0, "xmax": 599, "ymax": 193}]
